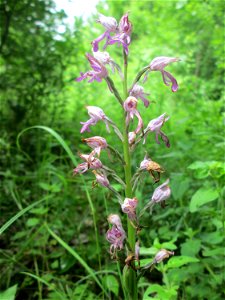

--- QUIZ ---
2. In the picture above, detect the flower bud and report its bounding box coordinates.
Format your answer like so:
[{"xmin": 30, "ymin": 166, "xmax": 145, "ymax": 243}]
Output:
[
  {"xmin": 92, "ymin": 170, "xmax": 109, "ymax": 187},
  {"xmin": 128, "ymin": 131, "xmax": 136, "ymax": 145},
  {"xmin": 108, "ymin": 214, "xmax": 122, "ymax": 228}
]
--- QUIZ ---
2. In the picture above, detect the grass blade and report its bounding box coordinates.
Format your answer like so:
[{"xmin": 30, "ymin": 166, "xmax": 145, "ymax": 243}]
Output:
[
  {"xmin": 45, "ymin": 223, "xmax": 108, "ymax": 297},
  {"xmin": 0, "ymin": 196, "xmax": 51, "ymax": 235}
]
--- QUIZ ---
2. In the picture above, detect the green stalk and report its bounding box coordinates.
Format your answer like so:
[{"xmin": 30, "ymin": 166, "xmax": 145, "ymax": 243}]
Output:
[{"xmin": 122, "ymin": 50, "xmax": 138, "ymax": 300}]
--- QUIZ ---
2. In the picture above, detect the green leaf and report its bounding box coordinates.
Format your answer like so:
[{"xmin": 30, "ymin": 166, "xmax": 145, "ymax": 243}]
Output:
[
  {"xmin": 103, "ymin": 275, "xmax": 119, "ymax": 296},
  {"xmin": 0, "ymin": 284, "xmax": 17, "ymax": 300},
  {"xmin": 166, "ymin": 256, "xmax": 199, "ymax": 269},
  {"xmin": 26, "ymin": 218, "xmax": 40, "ymax": 227},
  {"xmin": 189, "ymin": 187, "xmax": 219, "ymax": 212},
  {"xmin": 181, "ymin": 239, "xmax": 201, "ymax": 257}
]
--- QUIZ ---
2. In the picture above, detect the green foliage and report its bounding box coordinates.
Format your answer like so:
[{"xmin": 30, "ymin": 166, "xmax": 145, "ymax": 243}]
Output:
[{"xmin": 0, "ymin": 0, "xmax": 224, "ymax": 299}]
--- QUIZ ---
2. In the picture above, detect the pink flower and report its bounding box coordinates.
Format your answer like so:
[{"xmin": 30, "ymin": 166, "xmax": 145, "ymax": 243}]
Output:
[
  {"xmin": 107, "ymin": 13, "xmax": 132, "ymax": 55},
  {"xmin": 92, "ymin": 13, "xmax": 132, "ymax": 55},
  {"xmin": 144, "ymin": 56, "xmax": 180, "ymax": 92},
  {"xmin": 82, "ymin": 136, "xmax": 108, "ymax": 157},
  {"xmin": 76, "ymin": 53, "xmax": 108, "ymax": 83},
  {"xmin": 106, "ymin": 226, "xmax": 126, "ymax": 256},
  {"xmin": 124, "ymin": 96, "xmax": 143, "ymax": 134},
  {"xmin": 73, "ymin": 152, "xmax": 102, "ymax": 175},
  {"xmin": 80, "ymin": 106, "xmax": 111, "ymax": 133},
  {"xmin": 93, "ymin": 51, "xmax": 123, "ymax": 77},
  {"xmin": 92, "ymin": 170, "xmax": 109, "ymax": 187},
  {"xmin": 154, "ymin": 249, "xmax": 174, "ymax": 263},
  {"xmin": 121, "ymin": 197, "xmax": 138, "ymax": 220},
  {"xmin": 144, "ymin": 113, "xmax": 170, "ymax": 147},
  {"xmin": 129, "ymin": 84, "xmax": 150, "ymax": 108},
  {"xmin": 151, "ymin": 179, "xmax": 171, "ymax": 203},
  {"xmin": 92, "ymin": 14, "xmax": 118, "ymax": 52},
  {"xmin": 106, "ymin": 214, "xmax": 126, "ymax": 256}
]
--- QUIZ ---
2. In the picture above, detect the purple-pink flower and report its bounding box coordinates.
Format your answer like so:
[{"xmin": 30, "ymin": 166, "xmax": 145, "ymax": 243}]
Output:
[
  {"xmin": 92, "ymin": 14, "xmax": 118, "ymax": 52},
  {"xmin": 121, "ymin": 197, "xmax": 138, "ymax": 220},
  {"xmin": 106, "ymin": 13, "xmax": 132, "ymax": 55},
  {"xmin": 151, "ymin": 179, "xmax": 171, "ymax": 203},
  {"xmin": 124, "ymin": 96, "xmax": 143, "ymax": 134},
  {"xmin": 144, "ymin": 56, "xmax": 180, "ymax": 92},
  {"xmin": 76, "ymin": 53, "xmax": 108, "ymax": 83},
  {"xmin": 144, "ymin": 113, "xmax": 170, "ymax": 147},
  {"xmin": 82, "ymin": 136, "xmax": 108, "ymax": 157},
  {"xmin": 129, "ymin": 84, "xmax": 150, "ymax": 108},
  {"xmin": 80, "ymin": 106, "xmax": 111, "ymax": 133},
  {"xmin": 92, "ymin": 170, "xmax": 110, "ymax": 187},
  {"xmin": 93, "ymin": 51, "xmax": 123, "ymax": 77},
  {"xmin": 92, "ymin": 13, "xmax": 132, "ymax": 55},
  {"xmin": 106, "ymin": 214, "xmax": 126, "ymax": 256},
  {"xmin": 73, "ymin": 152, "xmax": 102, "ymax": 175}
]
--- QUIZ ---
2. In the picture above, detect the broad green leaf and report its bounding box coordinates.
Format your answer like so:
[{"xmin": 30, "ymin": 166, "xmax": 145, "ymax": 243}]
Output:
[
  {"xmin": 189, "ymin": 187, "xmax": 219, "ymax": 212},
  {"xmin": 181, "ymin": 239, "xmax": 201, "ymax": 257},
  {"xmin": 0, "ymin": 285, "xmax": 17, "ymax": 300},
  {"xmin": 166, "ymin": 256, "xmax": 199, "ymax": 269},
  {"xmin": 103, "ymin": 275, "xmax": 119, "ymax": 296}
]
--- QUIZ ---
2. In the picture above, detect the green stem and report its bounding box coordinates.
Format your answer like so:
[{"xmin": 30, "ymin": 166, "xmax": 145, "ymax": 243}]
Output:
[{"xmin": 122, "ymin": 50, "xmax": 138, "ymax": 300}]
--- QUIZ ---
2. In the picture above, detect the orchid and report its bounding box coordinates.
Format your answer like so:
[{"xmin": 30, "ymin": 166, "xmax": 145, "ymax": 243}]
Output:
[
  {"xmin": 73, "ymin": 152, "xmax": 102, "ymax": 175},
  {"xmin": 76, "ymin": 53, "xmax": 108, "ymax": 83},
  {"xmin": 80, "ymin": 106, "xmax": 111, "ymax": 133},
  {"xmin": 144, "ymin": 56, "xmax": 180, "ymax": 92},
  {"xmin": 151, "ymin": 179, "xmax": 171, "ymax": 203},
  {"xmin": 82, "ymin": 136, "xmax": 108, "ymax": 157},
  {"xmin": 92, "ymin": 170, "xmax": 110, "ymax": 187},
  {"xmin": 144, "ymin": 113, "xmax": 170, "ymax": 147},
  {"xmin": 124, "ymin": 96, "xmax": 143, "ymax": 134},
  {"xmin": 92, "ymin": 14, "xmax": 118, "ymax": 52},
  {"xmin": 75, "ymin": 12, "xmax": 181, "ymax": 299},
  {"xmin": 121, "ymin": 197, "xmax": 138, "ymax": 220},
  {"xmin": 129, "ymin": 84, "xmax": 150, "ymax": 107}
]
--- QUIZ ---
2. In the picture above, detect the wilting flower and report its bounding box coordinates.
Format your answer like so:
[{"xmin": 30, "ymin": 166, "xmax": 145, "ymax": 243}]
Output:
[
  {"xmin": 93, "ymin": 51, "xmax": 123, "ymax": 77},
  {"xmin": 82, "ymin": 136, "xmax": 108, "ymax": 156},
  {"xmin": 107, "ymin": 13, "xmax": 132, "ymax": 55},
  {"xmin": 121, "ymin": 197, "xmax": 138, "ymax": 220},
  {"xmin": 92, "ymin": 14, "xmax": 118, "ymax": 52},
  {"xmin": 144, "ymin": 56, "xmax": 180, "ymax": 92},
  {"xmin": 76, "ymin": 53, "xmax": 108, "ymax": 83},
  {"xmin": 106, "ymin": 214, "xmax": 126, "ymax": 256},
  {"xmin": 80, "ymin": 106, "xmax": 111, "ymax": 133},
  {"xmin": 92, "ymin": 170, "xmax": 109, "ymax": 187},
  {"xmin": 73, "ymin": 152, "xmax": 102, "ymax": 174},
  {"xmin": 140, "ymin": 154, "xmax": 164, "ymax": 183},
  {"xmin": 128, "ymin": 131, "xmax": 136, "ymax": 145},
  {"xmin": 144, "ymin": 113, "xmax": 170, "ymax": 147},
  {"xmin": 154, "ymin": 249, "xmax": 174, "ymax": 263},
  {"xmin": 124, "ymin": 96, "xmax": 143, "ymax": 134},
  {"xmin": 129, "ymin": 84, "xmax": 150, "ymax": 108},
  {"xmin": 151, "ymin": 179, "xmax": 171, "ymax": 203}
]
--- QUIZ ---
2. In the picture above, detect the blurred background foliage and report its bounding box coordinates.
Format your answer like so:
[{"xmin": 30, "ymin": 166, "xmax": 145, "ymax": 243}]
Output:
[{"xmin": 0, "ymin": 0, "xmax": 224, "ymax": 299}]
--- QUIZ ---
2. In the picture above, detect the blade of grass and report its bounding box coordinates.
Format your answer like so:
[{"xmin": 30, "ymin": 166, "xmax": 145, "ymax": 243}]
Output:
[
  {"xmin": 17, "ymin": 126, "xmax": 102, "ymax": 270},
  {"xmin": 0, "ymin": 196, "xmax": 52, "ymax": 235},
  {"xmin": 45, "ymin": 223, "xmax": 108, "ymax": 297},
  {"xmin": 20, "ymin": 272, "xmax": 65, "ymax": 299}
]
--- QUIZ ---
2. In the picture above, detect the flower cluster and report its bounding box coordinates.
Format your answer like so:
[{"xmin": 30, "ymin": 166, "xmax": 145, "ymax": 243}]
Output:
[{"xmin": 75, "ymin": 11, "xmax": 180, "ymax": 280}]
